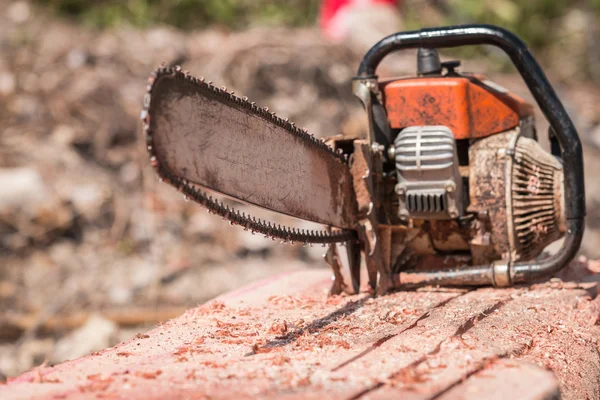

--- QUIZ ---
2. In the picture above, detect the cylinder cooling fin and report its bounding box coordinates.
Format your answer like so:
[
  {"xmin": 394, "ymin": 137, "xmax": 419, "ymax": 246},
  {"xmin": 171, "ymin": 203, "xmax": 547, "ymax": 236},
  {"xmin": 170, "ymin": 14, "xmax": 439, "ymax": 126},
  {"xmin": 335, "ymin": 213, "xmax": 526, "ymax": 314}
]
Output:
[
  {"xmin": 468, "ymin": 129, "xmax": 565, "ymax": 262},
  {"xmin": 393, "ymin": 125, "xmax": 463, "ymax": 220},
  {"xmin": 508, "ymin": 134, "xmax": 565, "ymax": 259}
]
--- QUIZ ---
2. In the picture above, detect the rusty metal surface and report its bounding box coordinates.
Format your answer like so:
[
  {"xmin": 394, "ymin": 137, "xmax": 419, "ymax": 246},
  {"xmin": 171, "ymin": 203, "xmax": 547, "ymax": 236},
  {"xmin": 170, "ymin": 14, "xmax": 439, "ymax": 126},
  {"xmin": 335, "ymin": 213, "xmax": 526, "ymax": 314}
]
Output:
[
  {"xmin": 3, "ymin": 262, "xmax": 600, "ymax": 399},
  {"xmin": 468, "ymin": 131, "xmax": 514, "ymax": 259},
  {"xmin": 349, "ymin": 140, "xmax": 379, "ymax": 291},
  {"xmin": 511, "ymin": 136, "xmax": 565, "ymax": 260},
  {"xmin": 324, "ymin": 242, "xmax": 349, "ymax": 296},
  {"xmin": 143, "ymin": 67, "xmax": 358, "ymax": 243}
]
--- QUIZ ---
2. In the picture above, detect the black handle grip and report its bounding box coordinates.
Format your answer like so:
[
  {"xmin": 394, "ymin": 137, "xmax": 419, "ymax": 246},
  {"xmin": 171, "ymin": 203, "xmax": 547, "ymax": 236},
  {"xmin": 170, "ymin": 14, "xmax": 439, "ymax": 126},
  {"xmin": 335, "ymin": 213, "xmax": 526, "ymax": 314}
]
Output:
[{"xmin": 358, "ymin": 24, "xmax": 585, "ymax": 221}]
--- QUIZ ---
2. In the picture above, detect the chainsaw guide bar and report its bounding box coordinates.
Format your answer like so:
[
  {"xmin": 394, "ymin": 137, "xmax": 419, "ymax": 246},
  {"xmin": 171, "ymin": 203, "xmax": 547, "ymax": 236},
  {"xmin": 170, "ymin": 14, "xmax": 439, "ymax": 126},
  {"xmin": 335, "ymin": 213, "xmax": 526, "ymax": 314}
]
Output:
[{"xmin": 142, "ymin": 66, "xmax": 357, "ymax": 245}]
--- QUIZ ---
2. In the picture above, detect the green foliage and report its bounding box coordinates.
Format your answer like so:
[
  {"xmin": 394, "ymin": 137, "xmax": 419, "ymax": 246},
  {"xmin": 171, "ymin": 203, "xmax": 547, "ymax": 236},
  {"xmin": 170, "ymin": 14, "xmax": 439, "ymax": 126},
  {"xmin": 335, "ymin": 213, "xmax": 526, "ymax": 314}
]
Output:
[
  {"xmin": 35, "ymin": 0, "xmax": 321, "ymax": 30},
  {"xmin": 446, "ymin": 0, "xmax": 573, "ymax": 49}
]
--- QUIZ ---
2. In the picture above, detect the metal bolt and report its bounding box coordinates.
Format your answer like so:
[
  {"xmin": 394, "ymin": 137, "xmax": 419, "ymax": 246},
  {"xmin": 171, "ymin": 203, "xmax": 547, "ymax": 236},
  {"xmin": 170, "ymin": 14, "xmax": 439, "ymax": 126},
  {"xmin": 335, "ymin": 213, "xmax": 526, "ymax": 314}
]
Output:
[
  {"xmin": 445, "ymin": 182, "xmax": 455, "ymax": 193},
  {"xmin": 448, "ymin": 207, "xmax": 459, "ymax": 218},
  {"xmin": 371, "ymin": 142, "xmax": 385, "ymax": 153},
  {"xmin": 395, "ymin": 184, "xmax": 405, "ymax": 196},
  {"xmin": 399, "ymin": 209, "xmax": 410, "ymax": 221},
  {"xmin": 387, "ymin": 145, "xmax": 396, "ymax": 160}
]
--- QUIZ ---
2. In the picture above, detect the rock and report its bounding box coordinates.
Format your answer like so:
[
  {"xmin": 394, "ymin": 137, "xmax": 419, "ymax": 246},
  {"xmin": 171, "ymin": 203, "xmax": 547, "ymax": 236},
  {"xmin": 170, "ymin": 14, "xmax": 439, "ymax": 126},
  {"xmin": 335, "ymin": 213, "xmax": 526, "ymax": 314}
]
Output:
[
  {"xmin": 69, "ymin": 184, "xmax": 108, "ymax": 221},
  {"xmin": 0, "ymin": 168, "xmax": 48, "ymax": 212},
  {"xmin": 50, "ymin": 125, "xmax": 76, "ymax": 146},
  {"xmin": 185, "ymin": 210, "xmax": 221, "ymax": 238},
  {"xmin": 0, "ymin": 72, "xmax": 16, "ymax": 96},
  {"xmin": 129, "ymin": 258, "xmax": 159, "ymax": 290},
  {"xmin": 7, "ymin": 1, "xmax": 31, "ymax": 24},
  {"xmin": 50, "ymin": 314, "xmax": 118, "ymax": 364},
  {"xmin": 66, "ymin": 48, "xmax": 90, "ymax": 69},
  {"xmin": 8, "ymin": 95, "xmax": 41, "ymax": 120},
  {"xmin": 128, "ymin": 208, "xmax": 155, "ymax": 243},
  {"xmin": 119, "ymin": 161, "xmax": 140, "ymax": 185},
  {"xmin": 108, "ymin": 286, "xmax": 133, "ymax": 305}
]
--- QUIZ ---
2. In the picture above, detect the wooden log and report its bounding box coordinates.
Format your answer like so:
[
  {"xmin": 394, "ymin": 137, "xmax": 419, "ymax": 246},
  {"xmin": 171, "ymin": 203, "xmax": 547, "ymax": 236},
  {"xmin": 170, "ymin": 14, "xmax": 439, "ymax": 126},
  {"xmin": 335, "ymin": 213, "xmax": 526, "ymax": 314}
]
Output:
[{"xmin": 1, "ymin": 262, "xmax": 599, "ymax": 400}]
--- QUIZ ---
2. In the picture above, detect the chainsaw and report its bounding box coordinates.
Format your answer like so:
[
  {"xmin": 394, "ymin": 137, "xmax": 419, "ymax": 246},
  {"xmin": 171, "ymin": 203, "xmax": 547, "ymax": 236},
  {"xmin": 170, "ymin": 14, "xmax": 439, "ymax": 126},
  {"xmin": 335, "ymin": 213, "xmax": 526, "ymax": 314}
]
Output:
[{"xmin": 141, "ymin": 25, "xmax": 585, "ymax": 294}]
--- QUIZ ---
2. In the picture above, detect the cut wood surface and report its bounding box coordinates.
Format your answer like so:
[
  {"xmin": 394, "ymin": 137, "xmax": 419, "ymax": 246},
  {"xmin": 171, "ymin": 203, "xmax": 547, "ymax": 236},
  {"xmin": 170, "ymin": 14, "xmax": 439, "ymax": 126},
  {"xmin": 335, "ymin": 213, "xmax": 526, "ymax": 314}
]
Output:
[{"xmin": 2, "ymin": 260, "xmax": 600, "ymax": 400}]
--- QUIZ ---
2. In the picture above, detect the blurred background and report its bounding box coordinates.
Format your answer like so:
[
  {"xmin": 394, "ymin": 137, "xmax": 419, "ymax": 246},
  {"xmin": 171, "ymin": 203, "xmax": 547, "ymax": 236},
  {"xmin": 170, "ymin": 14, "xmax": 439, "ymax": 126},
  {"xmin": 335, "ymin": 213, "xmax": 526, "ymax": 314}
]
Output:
[{"xmin": 1, "ymin": 0, "xmax": 600, "ymax": 379}]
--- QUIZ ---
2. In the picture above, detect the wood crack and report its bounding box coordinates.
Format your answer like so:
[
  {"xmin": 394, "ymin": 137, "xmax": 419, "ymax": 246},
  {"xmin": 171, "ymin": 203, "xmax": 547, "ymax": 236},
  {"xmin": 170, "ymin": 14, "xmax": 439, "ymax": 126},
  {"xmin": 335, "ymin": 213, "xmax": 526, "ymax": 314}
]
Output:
[
  {"xmin": 332, "ymin": 293, "xmax": 464, "ymax": 372},
  {"xmin": 349, "ymin": 295, "xmax": 513, "ymax": 400}
]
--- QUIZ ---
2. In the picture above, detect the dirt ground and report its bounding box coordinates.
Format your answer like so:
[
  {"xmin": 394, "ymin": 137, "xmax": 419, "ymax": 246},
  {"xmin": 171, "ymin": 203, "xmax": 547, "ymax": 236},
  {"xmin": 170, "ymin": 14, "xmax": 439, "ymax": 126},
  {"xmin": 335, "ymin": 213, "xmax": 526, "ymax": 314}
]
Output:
[{"xmin": 1, "ymin": 0, "xmax": 600, "ymax": 380}]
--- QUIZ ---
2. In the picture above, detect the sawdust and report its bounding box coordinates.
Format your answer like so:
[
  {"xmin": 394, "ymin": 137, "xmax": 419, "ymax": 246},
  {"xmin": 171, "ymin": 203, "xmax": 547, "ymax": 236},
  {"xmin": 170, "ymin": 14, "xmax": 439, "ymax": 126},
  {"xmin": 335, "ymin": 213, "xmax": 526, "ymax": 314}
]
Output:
[{"xmin": 135, "ymin": 370, "xmax": 162, "ymax": 379}]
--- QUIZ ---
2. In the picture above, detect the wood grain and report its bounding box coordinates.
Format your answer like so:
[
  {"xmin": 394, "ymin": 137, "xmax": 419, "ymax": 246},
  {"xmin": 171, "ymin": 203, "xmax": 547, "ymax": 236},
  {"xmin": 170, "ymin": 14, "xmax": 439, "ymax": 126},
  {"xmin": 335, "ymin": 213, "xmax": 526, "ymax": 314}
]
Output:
[{"xmin": 1, "ymin": 261, "xmax": 599, "ymax": 400}]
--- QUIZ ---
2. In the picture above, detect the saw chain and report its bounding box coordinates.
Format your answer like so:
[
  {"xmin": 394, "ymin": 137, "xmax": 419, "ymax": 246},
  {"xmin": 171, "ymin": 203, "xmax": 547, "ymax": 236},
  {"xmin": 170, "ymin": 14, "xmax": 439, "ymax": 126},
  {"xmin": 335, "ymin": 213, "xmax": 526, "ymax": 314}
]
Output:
[{"xmin": 142, "ymin": 66, "xmax": 356, "ymax": 245}]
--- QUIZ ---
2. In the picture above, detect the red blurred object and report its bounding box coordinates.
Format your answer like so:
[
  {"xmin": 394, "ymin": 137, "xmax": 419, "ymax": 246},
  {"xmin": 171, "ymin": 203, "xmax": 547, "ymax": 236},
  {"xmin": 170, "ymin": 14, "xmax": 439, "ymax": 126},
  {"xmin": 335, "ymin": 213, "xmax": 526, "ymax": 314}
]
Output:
[{"xmin": 319, "ymin": 0, "xmax": 401, "ymax": 41}]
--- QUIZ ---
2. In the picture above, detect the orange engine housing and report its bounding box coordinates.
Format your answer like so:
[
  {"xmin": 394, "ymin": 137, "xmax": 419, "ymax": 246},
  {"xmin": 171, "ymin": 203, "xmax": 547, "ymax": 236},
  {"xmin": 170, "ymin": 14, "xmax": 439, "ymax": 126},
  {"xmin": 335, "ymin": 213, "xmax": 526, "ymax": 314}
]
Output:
[{"xmin": 380, "ymin": 75, "xmax": 534, "ymax": 139}]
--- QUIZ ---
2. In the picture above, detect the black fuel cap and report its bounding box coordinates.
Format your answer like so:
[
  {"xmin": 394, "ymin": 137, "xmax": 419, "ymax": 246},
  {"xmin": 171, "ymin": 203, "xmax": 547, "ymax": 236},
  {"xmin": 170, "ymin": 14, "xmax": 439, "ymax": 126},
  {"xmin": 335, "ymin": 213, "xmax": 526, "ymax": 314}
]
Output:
[{"xmin": 417, "ymin": 48, "xmax": 442, "ymax": 75}]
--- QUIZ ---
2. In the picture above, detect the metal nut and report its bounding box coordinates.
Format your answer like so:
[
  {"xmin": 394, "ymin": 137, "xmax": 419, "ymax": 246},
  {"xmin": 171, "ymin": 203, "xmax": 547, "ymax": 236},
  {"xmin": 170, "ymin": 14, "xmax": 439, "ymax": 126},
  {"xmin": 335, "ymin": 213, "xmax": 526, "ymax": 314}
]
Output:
[
  {"xmin": 445, "ymin": 182, "xmax": 455, "ymax": 193},
  {"xmin": 448, "ymin": 207, "xmax": 458, "ymax": 218},
  {"xmin": 395, "ymin": 184, "xmax": 405, "ymax": 196},
  {"xmin": 398, "ymin": 209, "xmax": 410, "ymax": 221}
]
